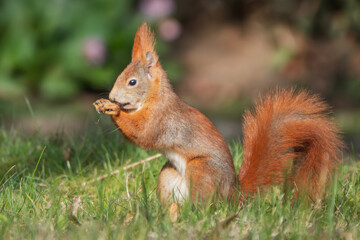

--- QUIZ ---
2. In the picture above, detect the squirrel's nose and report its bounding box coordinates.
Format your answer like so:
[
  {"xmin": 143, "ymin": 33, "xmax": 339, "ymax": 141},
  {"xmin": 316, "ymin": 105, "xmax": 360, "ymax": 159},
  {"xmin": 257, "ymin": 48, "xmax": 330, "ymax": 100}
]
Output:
[
  {"xmin": 109, "ymin": 89, "xmax": 124, "ymax": 103},
  {"xmin": 109, "ymin": 90, "xmax": 116, "ymax": 102}
]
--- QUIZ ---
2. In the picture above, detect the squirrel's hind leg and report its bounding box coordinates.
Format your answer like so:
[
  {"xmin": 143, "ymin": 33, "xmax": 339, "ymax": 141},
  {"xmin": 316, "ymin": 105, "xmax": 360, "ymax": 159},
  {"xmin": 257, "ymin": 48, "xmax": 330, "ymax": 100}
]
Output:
[
  {"xmin": 186, "ymin": 158, "xmax": 237, "ymax": 202},
  {"xmin": 157, "ymin": 161, "xmax": 189, "ymax": 204}
]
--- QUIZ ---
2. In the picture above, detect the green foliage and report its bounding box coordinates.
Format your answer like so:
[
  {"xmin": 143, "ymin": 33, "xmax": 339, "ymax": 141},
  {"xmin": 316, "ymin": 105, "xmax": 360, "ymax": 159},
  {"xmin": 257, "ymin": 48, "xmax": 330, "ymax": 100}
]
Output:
[
  {"xmin": 0, "ymin": 127, "xmax": 359, "ymax": 239},
  {"xmin": 0, "ymin": 0, "xmax": 175, "ymax": 100},
  {"xmin": 261, "ymin": 0, "xmax": 360, "ymax": 38}
]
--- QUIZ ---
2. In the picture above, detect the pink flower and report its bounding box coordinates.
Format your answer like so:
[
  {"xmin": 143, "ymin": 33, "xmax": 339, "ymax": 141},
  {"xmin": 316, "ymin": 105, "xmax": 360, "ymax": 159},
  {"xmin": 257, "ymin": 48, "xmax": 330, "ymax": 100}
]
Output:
[
  {"xmin": 139, "ymin": 0, "xmax": 175, "ymax": 19},
  {"xmin": 82, "ymin": 37, "xmax": 106, "ymax": 66},
  {"xmin": 158, "ymin": 18, "xmax": 182, "ymax": 41}
]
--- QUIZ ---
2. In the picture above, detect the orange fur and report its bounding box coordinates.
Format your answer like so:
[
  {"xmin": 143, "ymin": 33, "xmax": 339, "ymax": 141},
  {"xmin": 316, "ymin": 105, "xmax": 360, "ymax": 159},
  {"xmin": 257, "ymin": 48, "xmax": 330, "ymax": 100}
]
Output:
[
  {"xmin": 132, "ymin": 22, "xmax": 158, "ymax": 64},
  {"xmin": 239, "ymin": 89, "xmax": 344, "ymax": 200},
  {"xmin": 94, "ymin": 23, "xmax": 344, "ymax": 205}
]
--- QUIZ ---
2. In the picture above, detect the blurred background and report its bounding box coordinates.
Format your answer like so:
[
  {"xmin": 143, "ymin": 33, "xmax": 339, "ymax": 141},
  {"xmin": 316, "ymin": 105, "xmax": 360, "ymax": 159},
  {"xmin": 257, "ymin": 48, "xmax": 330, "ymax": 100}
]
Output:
[{"xmin": 0, "ymin": 0, "xmax": 359, "ymax": 153}]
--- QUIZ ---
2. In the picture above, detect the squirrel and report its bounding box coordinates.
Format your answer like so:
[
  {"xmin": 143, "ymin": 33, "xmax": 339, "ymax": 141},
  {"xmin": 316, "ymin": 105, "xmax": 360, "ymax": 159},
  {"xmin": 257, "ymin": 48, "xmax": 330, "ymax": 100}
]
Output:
[{"xmin": 93, "ymin": 23, "xmax": 343, "ymax": 204}]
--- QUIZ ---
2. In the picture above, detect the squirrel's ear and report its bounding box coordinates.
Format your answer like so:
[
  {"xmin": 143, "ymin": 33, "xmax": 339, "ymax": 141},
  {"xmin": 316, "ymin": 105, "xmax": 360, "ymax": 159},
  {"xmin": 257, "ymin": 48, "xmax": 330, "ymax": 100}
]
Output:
[
  {"xmin": 145, "ymin": 51, "xmax": 157, "ymax": 80},
  {"xmin": 132, "ymin": 22, "xmax": 158, "ymax": 64},
  {"xmin": 146, "ymin": 51, "xmax": 157, "ymax": 69}
]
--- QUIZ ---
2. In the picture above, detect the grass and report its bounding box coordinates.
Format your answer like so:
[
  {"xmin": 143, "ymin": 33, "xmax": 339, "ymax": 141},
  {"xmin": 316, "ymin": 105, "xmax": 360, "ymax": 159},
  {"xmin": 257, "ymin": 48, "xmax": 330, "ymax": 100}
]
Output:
[{"xmin": 0, "ymin": 126, "xmax": 359, "ymax": 239}]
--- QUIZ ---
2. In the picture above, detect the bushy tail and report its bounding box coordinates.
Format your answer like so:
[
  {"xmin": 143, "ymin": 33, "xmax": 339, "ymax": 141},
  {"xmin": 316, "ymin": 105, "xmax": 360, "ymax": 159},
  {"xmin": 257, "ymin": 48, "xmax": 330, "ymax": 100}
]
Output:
[{"xmin": 238, "ymin": 89, "xmax": 344, "ymax": 201}]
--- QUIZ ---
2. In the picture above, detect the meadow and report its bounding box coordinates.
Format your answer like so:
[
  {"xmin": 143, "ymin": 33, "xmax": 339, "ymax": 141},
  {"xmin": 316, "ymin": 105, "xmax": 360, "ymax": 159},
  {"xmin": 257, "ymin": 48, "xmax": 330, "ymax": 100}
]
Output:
[
  {"xmin": 1, "ymin": 0, "xmax": 360, "ymax": 238},
  {"xmin": 0, "ymin": 124, "xmax": 359, "ymax": 239}
]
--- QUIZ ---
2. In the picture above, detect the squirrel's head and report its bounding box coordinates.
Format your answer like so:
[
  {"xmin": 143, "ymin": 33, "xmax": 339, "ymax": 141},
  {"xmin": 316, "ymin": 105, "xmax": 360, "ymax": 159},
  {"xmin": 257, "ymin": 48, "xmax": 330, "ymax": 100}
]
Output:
[{"xmin": 109, "ymin": 23, "xmax": 160, "ymax": 113}]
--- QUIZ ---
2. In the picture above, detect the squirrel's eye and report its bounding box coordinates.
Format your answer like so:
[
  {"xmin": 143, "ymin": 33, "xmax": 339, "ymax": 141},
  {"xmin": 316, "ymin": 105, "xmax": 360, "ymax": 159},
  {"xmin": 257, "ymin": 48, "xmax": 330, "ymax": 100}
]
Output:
[{"xmin": 129, "ymin": 79, "xmax": 137, "ymax": 86}]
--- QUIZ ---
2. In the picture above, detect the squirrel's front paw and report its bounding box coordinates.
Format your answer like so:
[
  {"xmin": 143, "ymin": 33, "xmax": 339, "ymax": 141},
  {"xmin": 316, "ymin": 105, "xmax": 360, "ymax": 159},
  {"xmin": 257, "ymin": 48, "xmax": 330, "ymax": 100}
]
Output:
[{"xmin": 93, "ymin": 98, "xmax": 120, "ymax": 115}]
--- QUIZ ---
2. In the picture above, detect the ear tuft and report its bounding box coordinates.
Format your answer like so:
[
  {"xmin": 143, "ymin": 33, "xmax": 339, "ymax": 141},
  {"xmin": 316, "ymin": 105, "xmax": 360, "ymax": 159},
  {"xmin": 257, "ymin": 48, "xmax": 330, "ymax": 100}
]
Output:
[{"xmin": 132, "ymin": 22, "xmax": 158, "ymax": 64}]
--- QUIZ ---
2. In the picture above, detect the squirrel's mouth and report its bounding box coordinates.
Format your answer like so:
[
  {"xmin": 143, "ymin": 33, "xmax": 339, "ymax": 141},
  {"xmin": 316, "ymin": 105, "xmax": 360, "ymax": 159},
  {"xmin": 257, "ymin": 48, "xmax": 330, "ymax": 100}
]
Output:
[
  {"xmin": 109, "ymin": 100, "xmax": 130, "ymax": 110},
  {"xmin": 119, "ymin": 102, "xmax": 131, "ymax": 110},
  {"xmin": 110, "ymin": 99, "xmax": 140, "ymax": 113},
  {"xmin": 118, "ymin": 102, "xmax": 140, "ymax": 113}
]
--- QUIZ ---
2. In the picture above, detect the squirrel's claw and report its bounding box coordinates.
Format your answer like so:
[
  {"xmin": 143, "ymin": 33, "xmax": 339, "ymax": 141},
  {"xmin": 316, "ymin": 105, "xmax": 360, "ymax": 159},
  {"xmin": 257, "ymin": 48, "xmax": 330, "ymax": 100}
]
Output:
[{"xmin": 93, "ymin": 98, "xmax": 120, "ymax": 115}]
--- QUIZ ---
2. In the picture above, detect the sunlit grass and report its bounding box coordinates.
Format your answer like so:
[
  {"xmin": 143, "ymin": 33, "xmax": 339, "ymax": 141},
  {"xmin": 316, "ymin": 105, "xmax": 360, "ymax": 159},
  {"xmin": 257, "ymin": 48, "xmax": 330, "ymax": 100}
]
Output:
[{"xmin": 0, "ymin": 127, "xmax": 359, "ymax": 239}]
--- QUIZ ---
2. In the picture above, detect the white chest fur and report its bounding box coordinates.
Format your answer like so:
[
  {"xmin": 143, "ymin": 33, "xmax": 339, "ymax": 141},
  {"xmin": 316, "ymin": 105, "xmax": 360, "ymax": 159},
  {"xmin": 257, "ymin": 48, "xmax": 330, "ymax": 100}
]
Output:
[{"xmin": 162, "ymin": 151, "xmax": 187, "ymax": 177}]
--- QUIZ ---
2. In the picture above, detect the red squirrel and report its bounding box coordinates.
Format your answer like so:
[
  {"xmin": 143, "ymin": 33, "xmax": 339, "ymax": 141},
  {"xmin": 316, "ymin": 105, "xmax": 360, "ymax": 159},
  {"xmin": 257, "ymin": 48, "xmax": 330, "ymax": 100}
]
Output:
[{"xmin": 93, "ymin": 23, "xmax": 343, "ymax": 203}]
